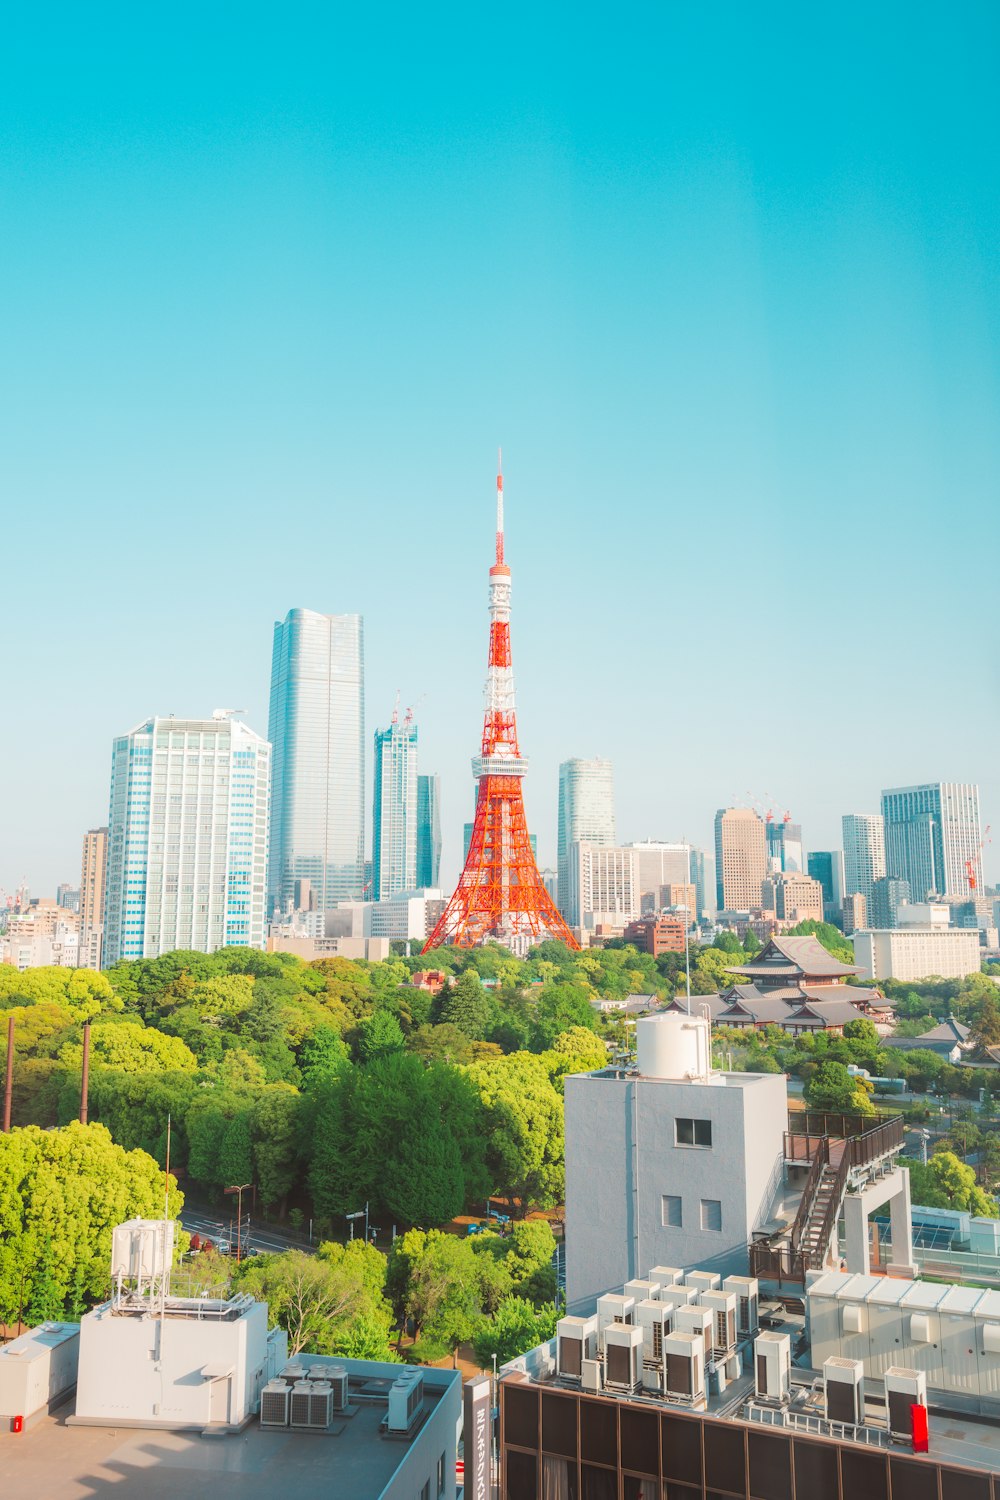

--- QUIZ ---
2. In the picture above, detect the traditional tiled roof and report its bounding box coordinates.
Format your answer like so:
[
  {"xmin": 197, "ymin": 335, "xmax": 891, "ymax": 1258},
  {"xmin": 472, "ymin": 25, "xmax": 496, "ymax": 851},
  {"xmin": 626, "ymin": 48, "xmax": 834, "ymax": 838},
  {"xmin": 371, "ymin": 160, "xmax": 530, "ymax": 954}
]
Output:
[
  {"xmin": 785, "ymin": 999, "xmax": 867, "ymax": 1029},
  {"xmin": 663, "ymin": 993, "xmax": 731, "ymax": 1021},
  {"xmin": 726, "ymin": 934, "xmax": 860, "ymax": 981},
  {"xmin": 918, "ymin": 1017, "xmax": 971, "ymax": 1045}
]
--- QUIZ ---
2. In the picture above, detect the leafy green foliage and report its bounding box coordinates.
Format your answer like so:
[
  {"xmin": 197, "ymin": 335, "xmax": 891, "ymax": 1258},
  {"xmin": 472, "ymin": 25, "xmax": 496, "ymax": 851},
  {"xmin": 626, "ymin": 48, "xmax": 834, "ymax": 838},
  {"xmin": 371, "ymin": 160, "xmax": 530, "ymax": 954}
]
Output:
[{"xmin": 472, "ymin": 1296, "xmax": 559, "ymax": 1366}]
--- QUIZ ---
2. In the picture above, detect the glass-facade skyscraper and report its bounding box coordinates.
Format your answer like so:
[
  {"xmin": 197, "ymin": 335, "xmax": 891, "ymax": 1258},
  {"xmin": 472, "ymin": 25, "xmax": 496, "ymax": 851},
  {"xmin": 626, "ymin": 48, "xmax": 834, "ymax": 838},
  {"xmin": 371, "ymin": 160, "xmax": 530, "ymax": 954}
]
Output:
[
  {"xmin": 103, "ymin": 714, "xmax": 270, "ymax": 965},
  {"xmin": 267, "ymin": 609, "xmax": 365, "ymax": 917},
  {"xmin": 557, "ymin": 758, "xmax": 616, "ymax": 924},
  {"xmin": 417, "ymin": 773, "xmax": 442, "ymax": 889},
  {"xmin": 842, "ymin": 813, "xmax": 886, "ymax": 916},
  {"xmin": 372, "ymin": 718, "xmax": 418, "ymax": 901},
  {"xmin": 881, "ymin": 782, "xmax": 982, "ymax": 901}
]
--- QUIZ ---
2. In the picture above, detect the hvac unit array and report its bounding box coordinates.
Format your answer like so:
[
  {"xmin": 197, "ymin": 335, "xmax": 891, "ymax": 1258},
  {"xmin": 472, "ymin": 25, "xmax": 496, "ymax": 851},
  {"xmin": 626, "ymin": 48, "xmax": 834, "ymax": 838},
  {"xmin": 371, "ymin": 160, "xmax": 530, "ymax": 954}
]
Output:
[
  {"xmin": 604, "ymin": 1325, "xmax": 644, "ymax": 1392},
  {"xmin": 596, "ymin": 1294, "xmax": 635, "ymax": 1352},
  {"xmin": 388, "ymin": 1371, "xmax": 424, "ymax": 1433}
]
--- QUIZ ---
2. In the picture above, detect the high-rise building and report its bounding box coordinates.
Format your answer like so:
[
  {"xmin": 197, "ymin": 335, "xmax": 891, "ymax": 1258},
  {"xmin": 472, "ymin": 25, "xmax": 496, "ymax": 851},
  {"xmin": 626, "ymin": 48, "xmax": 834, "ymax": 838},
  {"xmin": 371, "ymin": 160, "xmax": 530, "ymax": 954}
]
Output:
[
  {"xmin": 807, "ymin": 850, "xmax": 844, "ymax": 911},
  {"xmin": 881, "ymin": 782, "xmax": 983, "ymax": 901},
  {"xmin": 842, "ymin": 891, "xmax": 867, "ymax": 936},
  {"xmin": 627, "ymin": 841, "xmax": 691, "ymax": 913},
  {"xmin": 371, "ymin": 715, "xmax": 418, "ymax": 901},
  {"xmin": 766, "ymin": 819, "xmax": 803, "ymax": 873},
  {"xmin": 80, "ymin": 826, "xmax": 108, "ymax": 969},
  {"xmin": 842, "ymin": 813, "xmax": 886, "ymax": 915},
  {"xmin": 416, "ymin": 774, "xmax": 442, "ymax": 889},
  {"xmin": 557, "ymin": 759, "xmax": 616, "ymax": 925},
  {"xmin": 872, "ymin": 875, "xmax": 911, "ymax": 930},
  {"xmin": 104, "ymin": 713, "xmax": 270, "ymax": 965},
  {"xmin": 761, "ymin": 871, "xmax": 824, "ymax": 923},
  {"xmin": 267, "ymin": 609, "xmax": 365, "ymax": 916},
  {"xmin": 690, "ymin": 847, "xmax": 712, "ymax": 919},
  {"xmin": 568, "ymin": 843, "xmax": 639, "ymax": 932},
  {"xmin": 714, "ymin": 809, "xmax": 768, "ymax": 912}
]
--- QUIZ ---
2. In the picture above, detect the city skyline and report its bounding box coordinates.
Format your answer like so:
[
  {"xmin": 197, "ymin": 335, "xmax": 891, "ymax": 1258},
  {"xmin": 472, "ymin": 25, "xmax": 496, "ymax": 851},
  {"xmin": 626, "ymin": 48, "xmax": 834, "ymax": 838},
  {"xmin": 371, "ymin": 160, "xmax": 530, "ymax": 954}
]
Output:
[{"xmin": 4, "ymin": 9, "xmax": 999, "ymax": 897}]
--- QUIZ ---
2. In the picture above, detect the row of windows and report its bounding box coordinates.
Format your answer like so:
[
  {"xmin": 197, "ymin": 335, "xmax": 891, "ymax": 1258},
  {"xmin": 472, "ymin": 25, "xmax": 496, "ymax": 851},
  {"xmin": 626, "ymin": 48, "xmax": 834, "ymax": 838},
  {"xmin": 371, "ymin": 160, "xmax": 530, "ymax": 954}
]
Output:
[{"xmin": 661, "ymin": 1196, "xmax": 722, "ymax": 1232}]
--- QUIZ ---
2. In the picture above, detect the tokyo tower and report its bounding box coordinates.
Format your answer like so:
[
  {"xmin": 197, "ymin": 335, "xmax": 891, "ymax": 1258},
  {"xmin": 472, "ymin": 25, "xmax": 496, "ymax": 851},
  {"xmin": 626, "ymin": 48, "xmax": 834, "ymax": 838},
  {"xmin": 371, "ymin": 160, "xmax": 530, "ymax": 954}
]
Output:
[{"xmin": 423, "ymin": 459, "xmax": 579, "ymax": 953}]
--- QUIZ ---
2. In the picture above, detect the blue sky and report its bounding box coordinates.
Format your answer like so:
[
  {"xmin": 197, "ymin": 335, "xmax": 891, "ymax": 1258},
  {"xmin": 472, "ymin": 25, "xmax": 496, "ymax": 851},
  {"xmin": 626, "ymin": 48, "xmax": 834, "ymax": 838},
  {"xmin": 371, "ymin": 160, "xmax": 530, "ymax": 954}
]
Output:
[{"xmin": 3, "ymin": 3, "xmax": 999, "ymax": 895}]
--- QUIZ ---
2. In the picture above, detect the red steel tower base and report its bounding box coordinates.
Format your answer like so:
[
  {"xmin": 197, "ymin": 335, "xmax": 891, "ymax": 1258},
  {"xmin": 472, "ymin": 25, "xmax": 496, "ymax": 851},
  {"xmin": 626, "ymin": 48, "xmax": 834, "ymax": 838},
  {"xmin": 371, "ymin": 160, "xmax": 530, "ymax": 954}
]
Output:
[{"xmin": 424, "ymin": 461, "xmax": 578, "ymax": 953}]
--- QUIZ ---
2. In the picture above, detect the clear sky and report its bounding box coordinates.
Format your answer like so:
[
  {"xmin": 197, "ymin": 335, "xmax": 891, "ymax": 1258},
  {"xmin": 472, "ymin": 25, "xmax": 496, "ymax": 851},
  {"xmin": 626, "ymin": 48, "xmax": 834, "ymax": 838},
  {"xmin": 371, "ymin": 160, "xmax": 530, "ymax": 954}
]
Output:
[{"xmin": 2, "ymin": 2, "xmax": 998, "ymax": 897}]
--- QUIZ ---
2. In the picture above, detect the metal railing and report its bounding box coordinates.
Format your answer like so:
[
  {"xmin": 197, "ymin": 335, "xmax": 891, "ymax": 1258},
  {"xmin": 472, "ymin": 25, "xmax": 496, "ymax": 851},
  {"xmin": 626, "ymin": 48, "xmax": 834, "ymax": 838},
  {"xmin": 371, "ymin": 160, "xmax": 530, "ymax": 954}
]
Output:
[
  {"xmin": 745, "ymin": 1401, "xmax": 891, "ymax": 1449},
  {"xmin": 751, "ymin": 1113, "xmax": 906, "ymax": 1285},
  {"xmin": 788, "ymin": 1109, "xmax": 903, "ymax": 1140}
]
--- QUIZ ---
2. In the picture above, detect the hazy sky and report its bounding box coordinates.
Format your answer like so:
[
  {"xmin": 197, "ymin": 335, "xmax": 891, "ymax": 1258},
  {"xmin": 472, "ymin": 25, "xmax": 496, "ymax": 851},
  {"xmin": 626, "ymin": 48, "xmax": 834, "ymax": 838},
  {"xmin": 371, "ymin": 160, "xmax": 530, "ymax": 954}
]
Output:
[{"xmin": 3, "ymin": 3, "xmax": 998, "ymax": 897}]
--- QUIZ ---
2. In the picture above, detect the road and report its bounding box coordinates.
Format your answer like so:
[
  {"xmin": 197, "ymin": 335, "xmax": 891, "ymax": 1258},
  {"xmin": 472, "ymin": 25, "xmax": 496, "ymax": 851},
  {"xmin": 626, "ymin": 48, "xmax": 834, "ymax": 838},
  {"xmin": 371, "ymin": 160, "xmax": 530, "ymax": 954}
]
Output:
[{"xmin": 180, "ymin": 1206, "xmax": 318, "ymax": 1258}]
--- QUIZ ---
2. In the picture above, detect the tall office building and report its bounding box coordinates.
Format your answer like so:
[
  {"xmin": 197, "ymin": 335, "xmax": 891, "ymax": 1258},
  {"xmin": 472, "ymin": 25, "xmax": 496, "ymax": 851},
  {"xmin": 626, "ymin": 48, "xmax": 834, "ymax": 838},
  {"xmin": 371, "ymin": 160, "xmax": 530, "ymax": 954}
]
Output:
[
  {"xmin": 807, "ymin": 849, "xmax": 845, "ymax": 925},
  {"xmin": 557, "ymin": 758, "xmax": 616, "ymax": 925},
  {"xmin": 103, "ymin": 714, "xmax": 270, "ymax": 965},
  {"xmin": 872, "ymin": 875, "xmax": 911, "ymax": 930},
  {"xmin": 416, "ymin": 774, "xmax": 442, "ymax": 889},
  {"xmin": 627, "ymin": 841, "xmax": 691, "ymax": 909},
  {"xmin": 268, "ymin": 609, "xmax": 365, "ymax": 916},
  {"xmin": 842, "ymin": 813, "xmax": 886, "ymax": 915},
  {"xmin": 881, "ymin": 782, "xmax": 982, "ymax": 901},
  {"xmin": 79, "ymin": 826, "xmax": 108, "ymax": 969},
  {"xmin": 714, "ymin": 808, "xmax": 768, "ymax": 912},
  {"xmin": 371, "ymin": 716, "xmax": 418, "ymax": 901},
  {"xmin": 766, "ymin": 819, "xmax": 803, "ymax": 873},
  {"xmin": 690, "ymin": 848, "xmax": 712, "ymax": 919}
]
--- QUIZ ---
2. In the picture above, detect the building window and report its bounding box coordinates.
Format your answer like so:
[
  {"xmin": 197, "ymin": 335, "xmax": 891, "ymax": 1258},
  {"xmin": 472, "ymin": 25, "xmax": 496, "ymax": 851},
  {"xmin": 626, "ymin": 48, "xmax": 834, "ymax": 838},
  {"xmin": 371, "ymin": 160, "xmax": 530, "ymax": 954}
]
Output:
[
  {"xmin": 420, "ymin": 1481, "xmax": 430, "ymax": 1500},
  {"xmin": 437, "ymin": 1453, "xmax": 446, "ymax": 1495},
  {"xmin": 676, "ymin": 1118, "xmax": 712, "ymax": 1148},
  {"xmin": 661, "ymin": 1195, "xmax": 682, "ymax": 1228},
  {"xmin": 701, "ymin": 1198, "xmax": 722, "ymax": 1232}
]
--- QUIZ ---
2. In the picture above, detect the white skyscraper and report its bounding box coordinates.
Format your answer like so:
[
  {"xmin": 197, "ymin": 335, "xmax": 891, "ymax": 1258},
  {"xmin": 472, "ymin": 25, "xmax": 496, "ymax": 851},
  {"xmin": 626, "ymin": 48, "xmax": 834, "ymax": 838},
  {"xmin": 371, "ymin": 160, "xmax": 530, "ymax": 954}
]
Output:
[
  {"xmin": 558, "ymin": 758, "xmax": 616, "ymax": 925},
  {"xmin": 103, "ymin": 713, "xmax": 271, "ymax": 965},
  {"xmin": 268, "ymin": 609, "xmax": 365, "ymax": 917},
  {"xmin": 372, "ymin": 715, "xmax": 419, "ymax": 901},
  {"xmin": 842, "ymin": 813, "xmax": 886, "ymax": 915}
]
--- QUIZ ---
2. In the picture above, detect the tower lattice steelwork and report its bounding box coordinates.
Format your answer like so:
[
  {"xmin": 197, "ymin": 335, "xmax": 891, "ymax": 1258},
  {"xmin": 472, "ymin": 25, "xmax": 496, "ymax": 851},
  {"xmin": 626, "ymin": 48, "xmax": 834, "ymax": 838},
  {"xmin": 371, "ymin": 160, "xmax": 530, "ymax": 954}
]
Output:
[{"xmin": 424, "ymin": 460, "xmax": 578, "ymax": 953}]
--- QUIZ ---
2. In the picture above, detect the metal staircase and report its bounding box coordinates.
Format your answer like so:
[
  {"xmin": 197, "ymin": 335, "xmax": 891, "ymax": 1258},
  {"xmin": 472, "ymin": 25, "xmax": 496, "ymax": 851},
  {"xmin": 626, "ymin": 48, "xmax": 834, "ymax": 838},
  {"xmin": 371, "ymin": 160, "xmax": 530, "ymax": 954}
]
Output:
[{"xmin": 750, "ymin": 1112, "xmax": 904, "ymax": 1286}]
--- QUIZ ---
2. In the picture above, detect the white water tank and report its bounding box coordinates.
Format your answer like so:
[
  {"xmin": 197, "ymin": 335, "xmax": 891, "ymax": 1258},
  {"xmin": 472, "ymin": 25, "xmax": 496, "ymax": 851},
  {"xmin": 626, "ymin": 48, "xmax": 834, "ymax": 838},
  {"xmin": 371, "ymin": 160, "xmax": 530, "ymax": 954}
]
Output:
[{"xmin": 636, "ymin": 1014, "xmax": 714, "ymax": 1081}]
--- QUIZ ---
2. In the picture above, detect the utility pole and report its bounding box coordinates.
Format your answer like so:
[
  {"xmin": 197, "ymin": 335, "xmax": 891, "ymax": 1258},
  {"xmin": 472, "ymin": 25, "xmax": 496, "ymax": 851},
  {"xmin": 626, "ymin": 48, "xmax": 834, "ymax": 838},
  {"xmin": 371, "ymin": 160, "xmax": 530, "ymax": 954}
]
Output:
[
  {"xmin": 80, "ymin": 1022, "xmax": 91, "ymax": 1124},
  {"xmin": 224, "ymin": 1184, "xmax": 252, "ymax": 1261},
  {"xmin": 3, "ymin": 1015, "xmax": 14, "ymax": 1132}
]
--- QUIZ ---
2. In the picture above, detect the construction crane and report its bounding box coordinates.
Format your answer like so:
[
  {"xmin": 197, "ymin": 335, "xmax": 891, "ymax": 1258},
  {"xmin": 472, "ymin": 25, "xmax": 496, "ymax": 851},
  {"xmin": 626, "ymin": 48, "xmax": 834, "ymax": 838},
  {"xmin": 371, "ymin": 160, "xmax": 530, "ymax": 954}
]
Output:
[{"xmin": 966, "ymin": 825, "xmax": 992, "ymax": 892}]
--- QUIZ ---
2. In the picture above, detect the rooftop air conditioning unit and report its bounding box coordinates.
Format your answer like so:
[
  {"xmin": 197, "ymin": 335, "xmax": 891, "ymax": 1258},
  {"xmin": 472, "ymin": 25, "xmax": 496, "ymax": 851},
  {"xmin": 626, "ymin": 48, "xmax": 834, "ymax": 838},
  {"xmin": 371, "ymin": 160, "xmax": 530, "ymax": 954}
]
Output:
[
  {"xmin": 724, "ymin": 1276, "xmax": 760, "ymax": 1339},
  {"xmin": 660, "ymin": 1285, "xmax": 696, "ymax": 1311},
  {"xmin": 328, "ymin": 1366, "xmax": 349, "ymax": 1411},
  {"xmin": 604, "ymin": 1324, "xmax": 644, "ymax": 1393},
  {"xmin": 557, "ymin": 1316, "xmax": 598, "ymax": 1380},
  {"xmin": 596, "ymin": 1294, "xmax": 635, "ymax": 1352},
  {"xmin": 260, "ymin": 1380, "xmax": 291, "ymax": 1428},
  {"xmin": 637, "ymin": 1300, "xmax": 674, "ymax": 1369},
  {"xmin": 885, "ymin": 1367, "xmax": 927, "ymax": 1441},
  {"xmin": 281, "ymin": 1362, "xmax": 306, "ymax": 1384},
  {"xmin": 823, "ymin": 1357, "xmax": 864, "ymax": 1427},
  {"xmin": 648, "ymin": 1266, "xmax": 683, "ymax": 1288},
  {"xmin": 753, "ymin": 1332, "xmax": 791, "ymax": 1404},
  {"xmin": 306, "ymin": 1381, "xmax": 333, "ymax": 1429},
  {"xmin": 290, "ymin": 1381, "xmax": 315, "ymax": 1428},
  {"xmin": 674, "ymin": 1304, "xmax": 713, "ymax": 1349},
  {"xmin": 687, "ymin": 1271, "xmax": 721, "ymax": 1296},
  {"xmin": 700, "ymin": 1291, "xmax": 738, "ymax": 1359},
  {"xmin": 581, "ymin": 1358, "xmax": 603, "ymax": 1393},
  {"xmin": 663, "ymin": 1331, "xmax": 705, "ymax": 1405},
  {"xmin": 388, "ymin": 1371, "xmax": 424, "ymax": 1433},
  {"xmin": 624, "ymin": 1278, "xmax": 661, "ymax": 1303}
]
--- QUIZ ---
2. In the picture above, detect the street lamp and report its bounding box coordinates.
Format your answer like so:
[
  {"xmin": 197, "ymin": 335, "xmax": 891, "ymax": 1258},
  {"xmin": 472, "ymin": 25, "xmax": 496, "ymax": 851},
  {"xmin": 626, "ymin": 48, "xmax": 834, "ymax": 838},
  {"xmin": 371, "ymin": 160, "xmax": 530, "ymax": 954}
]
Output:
[
  {"xmin": 346, "ymin": 1202, "xmax": 369, "ymax": 1242},
  {"xmin": 223, "ymin": 1183, "xmax": 252, "ymax": 1261}
]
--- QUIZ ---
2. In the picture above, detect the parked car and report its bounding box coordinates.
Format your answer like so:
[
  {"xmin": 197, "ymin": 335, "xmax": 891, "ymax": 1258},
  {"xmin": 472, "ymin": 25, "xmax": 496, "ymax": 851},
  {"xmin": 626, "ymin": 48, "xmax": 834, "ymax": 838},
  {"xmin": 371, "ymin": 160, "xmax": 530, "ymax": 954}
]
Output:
[{"xmin": 216, "ymin": 1241, "xmax": 231, "ymax": 1255}]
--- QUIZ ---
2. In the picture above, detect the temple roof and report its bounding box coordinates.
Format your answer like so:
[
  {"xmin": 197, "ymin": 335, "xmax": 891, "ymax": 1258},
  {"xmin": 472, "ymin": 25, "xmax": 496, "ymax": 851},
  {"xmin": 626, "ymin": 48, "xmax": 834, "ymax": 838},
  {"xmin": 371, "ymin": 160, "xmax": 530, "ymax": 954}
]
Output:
[{"xmin": 726, "ymin": 934, "xmax": 861, "ymax": 980}]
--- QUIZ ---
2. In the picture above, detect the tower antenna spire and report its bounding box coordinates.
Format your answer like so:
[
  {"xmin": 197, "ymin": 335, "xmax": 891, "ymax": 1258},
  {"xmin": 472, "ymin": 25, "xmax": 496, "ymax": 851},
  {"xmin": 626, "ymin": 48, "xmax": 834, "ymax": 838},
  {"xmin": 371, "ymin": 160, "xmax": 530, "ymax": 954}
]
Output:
[{"xmin": 423, "ymin": 458, "xmax": 578, "ymax": 954}]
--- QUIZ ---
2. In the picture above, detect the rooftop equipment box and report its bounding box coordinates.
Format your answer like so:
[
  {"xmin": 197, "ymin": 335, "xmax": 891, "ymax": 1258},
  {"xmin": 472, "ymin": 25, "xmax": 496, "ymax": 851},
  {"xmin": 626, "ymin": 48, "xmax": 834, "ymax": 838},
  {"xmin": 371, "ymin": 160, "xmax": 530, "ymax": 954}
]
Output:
[
  {"xmin": 624, "ymin": 1278, "xmax": 661, "ymax": 1303},
  {"xmin": 662, "ymin": 1331, "xmax": 705, "ymax": 1405},
  {"xmin": 0, "ymin": 1323, "xmax": 80, "ymax": 1425},
  {"xmin": 824, "ymin": 1357, "xmax": 865, "ymax": 1426},
  {"xmin": 596, "ymin": 1294, "xmax": 635, "ymax": 1351},
  {"xmin": 648, "ymin": 1266, "xmax": 683, "ymax": 1288},
  {"xmin": 604, "ymin": 1324, "xmax": 643, "ymax": 1393},
  {"xmin": 723, "ymin": 1275, "xmax": 760, "ymax": 1338},
  {"xmin": 754, "ymin": 1332, "xmax": 790, "ymax": 1403},
  {"xmin": 674, "ymin": 1305, "xmax": 713, "ymax": 1347},
  {"xmin": 557, "ymin": 1316, "xmax": 598, "ymax": 1380},
  {"xmin": 700, "ymin": 1290, "xmax": 738, "ymax": 1358},
  {"xmin": 686, "ymin": 1271, "xmax": 721, "ymax": 1296},
  {"xmin": 885, "ymin": 1366, "xmax": 927, "ymax": 1441}
]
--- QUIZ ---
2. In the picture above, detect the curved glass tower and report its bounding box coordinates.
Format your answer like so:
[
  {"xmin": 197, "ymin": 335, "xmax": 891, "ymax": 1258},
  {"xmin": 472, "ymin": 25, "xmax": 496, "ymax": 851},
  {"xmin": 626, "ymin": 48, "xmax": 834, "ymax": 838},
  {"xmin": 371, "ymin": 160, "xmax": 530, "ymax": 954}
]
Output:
[{"xmin": 268, "ymin": 609, "xmax": 365, "ymax": 917}]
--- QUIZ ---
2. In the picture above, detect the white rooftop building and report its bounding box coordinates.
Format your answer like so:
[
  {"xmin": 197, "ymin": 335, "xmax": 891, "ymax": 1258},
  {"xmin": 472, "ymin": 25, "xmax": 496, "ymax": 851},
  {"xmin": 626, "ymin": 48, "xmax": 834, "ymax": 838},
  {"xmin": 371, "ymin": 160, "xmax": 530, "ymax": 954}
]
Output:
[{"xmin": 852, "ymin": 925, "xmax": 983, "ymax": 982}]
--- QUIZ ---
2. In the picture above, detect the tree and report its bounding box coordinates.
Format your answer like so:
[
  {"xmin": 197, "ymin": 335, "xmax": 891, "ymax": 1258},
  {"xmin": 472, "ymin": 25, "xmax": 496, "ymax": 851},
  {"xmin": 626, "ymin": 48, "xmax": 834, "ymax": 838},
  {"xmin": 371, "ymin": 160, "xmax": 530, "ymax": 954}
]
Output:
[
  {"xmin": 467, "ymin": 1053, "xmax": 564, "ymax": 1211},
  {"xmin": 232, "ymin": 1248, "xmax": 375, "ymax": 1355},
  {"xmin": 969, "ymin": 996, "xmax": 1000, "ymax": 1058},
  {"xmin": 0, "ymin": 1122, "xmax": 183, "ymax": 1324},
  {"xmin": 299, "ymin": 1027, "xmax": 349, "ymax": 1085},
  {"xmin": 59, "ymin": 1020, "xmax": 198, "ymax": 1075},
  {"xmin": 804, "ymin": 1060, "xmax": 875, "ymax": 1115},
  {"xmin": 542, "ymin": 1027, "xmax": 608, "ymax": 1091},
  {"xmin": 397, "ymin": 1231, "xmax": 482, "ymax": 1364},
  {"xmin": 905, "ymin": 1152, "xmax": 998, "ymax": 1218},
  {"xmin": 438, "ymin": 971, "xmax": 492, "ymax": 1041},
  {"xmin": 472, "ymin": 1296, "xmax": 559, "ymax": 1367},
  {"xmin": 528, "ymin": 984, "xmax": 597, "ymax": 1052},
  {"xmin": 26, "ymin": 1237, "xmax": 64, "ymax": 1323},
  {"xmin": 218, "ymin": 1114, "xmax": 254, "ymax": 1190},
  {"xmin": 251, "ymin": 1088, "xmax": 302, "ymax": 1212},
  {"xmin": 354, "ymin": 1010, "xmax": 405, "ymax": 1063}
]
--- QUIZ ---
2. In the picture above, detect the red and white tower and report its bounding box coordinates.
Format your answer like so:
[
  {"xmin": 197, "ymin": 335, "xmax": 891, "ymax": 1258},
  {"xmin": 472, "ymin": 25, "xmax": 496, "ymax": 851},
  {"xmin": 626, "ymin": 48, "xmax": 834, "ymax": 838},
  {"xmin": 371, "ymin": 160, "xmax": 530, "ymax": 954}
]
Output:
[{"xmin": 424, "ymin": 459, "xmax": 578, "ymax": 953}]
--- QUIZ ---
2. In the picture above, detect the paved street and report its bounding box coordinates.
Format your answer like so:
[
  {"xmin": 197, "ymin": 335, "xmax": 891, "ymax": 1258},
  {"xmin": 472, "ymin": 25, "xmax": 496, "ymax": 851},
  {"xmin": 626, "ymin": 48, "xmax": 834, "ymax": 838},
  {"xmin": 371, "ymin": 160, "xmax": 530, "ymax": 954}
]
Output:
[{"xmin": 180, "ymin": 1205, "xmax": 318, "ymax": 1258}]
